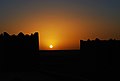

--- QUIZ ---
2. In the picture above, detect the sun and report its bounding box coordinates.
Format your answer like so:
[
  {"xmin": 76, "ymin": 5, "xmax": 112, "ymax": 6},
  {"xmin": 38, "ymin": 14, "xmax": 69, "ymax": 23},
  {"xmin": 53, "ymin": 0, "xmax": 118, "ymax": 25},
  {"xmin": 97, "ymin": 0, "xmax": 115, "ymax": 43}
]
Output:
[{"xmin": 49, "ymin": 45, "xmax": 53, "ymax": 48}]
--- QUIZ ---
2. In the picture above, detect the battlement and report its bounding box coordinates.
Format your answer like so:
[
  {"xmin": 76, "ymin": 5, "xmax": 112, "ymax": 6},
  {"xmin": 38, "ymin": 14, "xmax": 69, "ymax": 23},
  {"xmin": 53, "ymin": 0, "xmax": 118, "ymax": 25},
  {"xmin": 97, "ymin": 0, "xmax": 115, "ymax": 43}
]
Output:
[
  {"xmin": 0, "ymin": 32, "xmax": 39, "ymax": 37},
  {"xmin": 80, "ymin": 38, "xmax": 120, "ymax": 51},
  {"xmin": 0, "ymin": 32, "xmax": 39, "ymax": 71},
  {"xmin": 0, "ymin": 32, "xmax": 39, "ymax": 51}
]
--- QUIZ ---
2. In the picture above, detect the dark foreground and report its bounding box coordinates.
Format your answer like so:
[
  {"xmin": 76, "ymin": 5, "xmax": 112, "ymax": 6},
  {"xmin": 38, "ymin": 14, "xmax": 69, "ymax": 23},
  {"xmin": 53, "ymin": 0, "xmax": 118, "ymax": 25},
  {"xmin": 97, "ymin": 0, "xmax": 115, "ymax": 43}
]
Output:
[{"xmin": 0, "ymin": 50, "xmax": 112, "ymax": 81}]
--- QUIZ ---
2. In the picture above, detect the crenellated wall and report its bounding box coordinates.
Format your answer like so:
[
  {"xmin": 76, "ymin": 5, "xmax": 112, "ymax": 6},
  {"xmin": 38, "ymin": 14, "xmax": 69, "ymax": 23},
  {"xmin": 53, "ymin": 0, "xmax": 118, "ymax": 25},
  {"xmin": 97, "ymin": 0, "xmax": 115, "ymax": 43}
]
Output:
[
  {"xmin": 0, "ymin": 32, "xmax": 39, "ymax": 72},
  {"xmin": 80, "ymin": 38, "xmax": 118, "ymax": 78},
  {"xmin": 80, "ymin": 38, "xmax": 120, "ymax": 51},
  {"xmin": 0, "ymin": 32, "xmax": 39, "ymax": 51}
]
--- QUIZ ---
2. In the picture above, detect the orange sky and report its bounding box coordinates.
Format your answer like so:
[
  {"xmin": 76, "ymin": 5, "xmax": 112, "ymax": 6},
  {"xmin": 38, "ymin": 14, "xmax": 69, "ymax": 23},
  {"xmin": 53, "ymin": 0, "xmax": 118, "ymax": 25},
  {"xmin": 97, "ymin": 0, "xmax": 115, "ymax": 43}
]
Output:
[
  {"xmin": 0, "ymin": 0, "xmax": 120, "ymax": 50},
  {"xmin": 1, "ymin": 10, "xmax": 119, "ymax": 50}
]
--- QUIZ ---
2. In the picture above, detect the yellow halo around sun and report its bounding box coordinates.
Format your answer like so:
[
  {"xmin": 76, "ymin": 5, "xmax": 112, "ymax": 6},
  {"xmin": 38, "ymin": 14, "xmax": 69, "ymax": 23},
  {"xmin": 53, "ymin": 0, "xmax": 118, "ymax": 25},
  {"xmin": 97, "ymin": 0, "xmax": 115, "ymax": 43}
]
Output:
[{"xmin": 49, "ymin": 45, "xmax": 53, "ymax": 48}]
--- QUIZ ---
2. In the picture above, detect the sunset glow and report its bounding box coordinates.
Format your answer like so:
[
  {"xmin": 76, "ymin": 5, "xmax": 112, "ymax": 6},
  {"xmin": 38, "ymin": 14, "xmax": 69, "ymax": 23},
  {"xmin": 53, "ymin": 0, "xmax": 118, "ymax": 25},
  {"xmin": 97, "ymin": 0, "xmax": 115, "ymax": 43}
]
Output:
[
  {"xmin": 49, "ymin": 45, "xmax": 53, "ymax": 49},
  {"xmin": 0, "ymin": 0, "xmax": 120, "ymax": 50}
]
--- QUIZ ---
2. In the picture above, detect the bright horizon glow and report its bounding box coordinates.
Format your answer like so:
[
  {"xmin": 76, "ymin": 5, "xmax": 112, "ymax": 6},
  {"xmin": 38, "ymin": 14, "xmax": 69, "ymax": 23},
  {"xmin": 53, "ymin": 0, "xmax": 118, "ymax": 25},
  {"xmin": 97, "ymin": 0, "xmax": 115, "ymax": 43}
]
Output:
[
  {"xmin": 0, "ymin": 0, "xmax": 120, "ymax": 50},
  {"xmin": 49, "ymin": 45, "xmax": 53, "ymax": 49}
]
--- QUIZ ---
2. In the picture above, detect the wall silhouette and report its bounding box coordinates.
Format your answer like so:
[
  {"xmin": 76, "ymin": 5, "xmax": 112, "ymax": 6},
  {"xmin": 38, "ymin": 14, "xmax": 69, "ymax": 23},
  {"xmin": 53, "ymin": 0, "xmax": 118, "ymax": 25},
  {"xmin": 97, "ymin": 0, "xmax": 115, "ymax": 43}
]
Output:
[
  {"xmin": 80, "ymin": 38, "xmax": 120, "ymax": 51},
  {"xmin": 0, "ymin": 32, "xmax": 39, "ymax": 72},
  {"xmin": 80, "ymin": 38, "xmax": 117, "ymax": 80}
]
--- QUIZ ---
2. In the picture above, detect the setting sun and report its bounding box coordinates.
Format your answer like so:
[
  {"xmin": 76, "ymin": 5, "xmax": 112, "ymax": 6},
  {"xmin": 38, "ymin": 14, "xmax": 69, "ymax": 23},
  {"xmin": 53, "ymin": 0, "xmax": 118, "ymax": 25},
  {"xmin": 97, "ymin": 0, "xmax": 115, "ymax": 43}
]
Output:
[{"xmin": 49, "ymin": 45, "xmax": 53, "ymax": 49}]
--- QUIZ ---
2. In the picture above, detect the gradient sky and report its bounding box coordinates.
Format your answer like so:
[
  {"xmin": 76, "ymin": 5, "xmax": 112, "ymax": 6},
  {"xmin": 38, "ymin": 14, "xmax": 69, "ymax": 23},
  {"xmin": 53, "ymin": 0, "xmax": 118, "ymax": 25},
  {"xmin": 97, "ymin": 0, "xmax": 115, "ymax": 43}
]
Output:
[{"xmin": 0, "ymin": 0, "xmax": 120, "ymax": 50}]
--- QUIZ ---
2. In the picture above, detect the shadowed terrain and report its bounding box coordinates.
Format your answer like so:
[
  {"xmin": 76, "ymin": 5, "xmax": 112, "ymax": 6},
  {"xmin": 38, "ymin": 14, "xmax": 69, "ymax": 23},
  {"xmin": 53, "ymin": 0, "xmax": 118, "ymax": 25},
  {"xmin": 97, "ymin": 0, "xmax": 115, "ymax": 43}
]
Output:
[{"xmin": 0, "ymin": 32, "xmax": 116, "ymax": 81}]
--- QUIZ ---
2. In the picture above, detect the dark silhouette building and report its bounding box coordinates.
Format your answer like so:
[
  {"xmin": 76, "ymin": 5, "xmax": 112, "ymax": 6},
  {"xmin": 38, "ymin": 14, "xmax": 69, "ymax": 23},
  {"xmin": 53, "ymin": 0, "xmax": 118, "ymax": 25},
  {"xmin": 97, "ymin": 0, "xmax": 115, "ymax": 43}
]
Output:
[
  {"xmin": 0, "ymin": 32, "xmax": 39, "ymax": 72},
  {"xmin": 80, "ymin": 38, "xmax": 120, "ymax": 51},
  {"xmin": 80, "ymin": 38, "xmax": 118, "ymax": 80}
]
